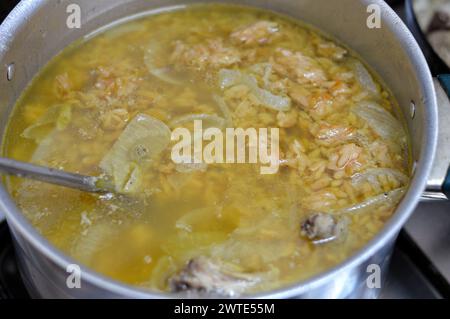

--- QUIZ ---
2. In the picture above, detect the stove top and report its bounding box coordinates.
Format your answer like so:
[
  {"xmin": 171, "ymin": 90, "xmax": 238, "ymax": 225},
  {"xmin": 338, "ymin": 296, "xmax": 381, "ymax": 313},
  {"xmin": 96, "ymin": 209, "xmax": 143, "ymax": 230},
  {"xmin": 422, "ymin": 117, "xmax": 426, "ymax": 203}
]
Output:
[
  {"xmin": 0, "ymin": 222, "xmax": 29, "ymax": 299},
  {"xmin": 0, "ymin": 0, "xmax": 448, "ymax": 299}
]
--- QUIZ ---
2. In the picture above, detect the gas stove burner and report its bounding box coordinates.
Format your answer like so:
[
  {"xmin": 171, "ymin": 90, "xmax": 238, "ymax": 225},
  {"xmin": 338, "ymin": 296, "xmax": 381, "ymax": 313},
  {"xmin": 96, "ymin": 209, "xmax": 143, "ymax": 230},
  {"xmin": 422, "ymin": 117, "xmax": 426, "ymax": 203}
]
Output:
[{"xmin": 0, "ymin": 222, "xmax": 29, "ymax": 299}]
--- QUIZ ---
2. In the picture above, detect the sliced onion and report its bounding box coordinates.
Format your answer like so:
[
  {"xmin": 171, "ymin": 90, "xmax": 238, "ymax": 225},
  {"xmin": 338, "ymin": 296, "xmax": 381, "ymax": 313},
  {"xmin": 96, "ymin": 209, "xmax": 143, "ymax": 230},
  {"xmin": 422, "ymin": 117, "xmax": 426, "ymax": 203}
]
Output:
[
  {"xmin": 249, "ymin": 63, "xmax": 273, "ymax": 88},
  {"xmin": 170, "ymin": 113, "xmax": 226, "ymax": 129},
  {"xmin": 351, "ymin": 60, "xmax": 378, "ymax": 94},
  {"xmin": 100, "ymin": 114, "xmax": 171, "ymax": 193},
  {"xmin": 219, "ymin": 69, "xmax": 241, "ymax": 88},
  {"xmin": 353, "ymin": 101, "xmax": 405, "ymax": 141},
  {"xmin": 31, "ymin": 130, "xmax": 61, "ymax": 163},
  {"xmin": 148, "ymin": 67, "xmax": 183, "ymax": 85},
  {"xmin": 175, "ymin": 207, "xmax": 218, "ymax": 232},
  {"xmin": 218, "ymin": 69, "xmax": 291, "ymax": 112},
  {"xmin": 22, "ymin": 104, "xmax": 72, "ymax": 142},
  {"xmin": 213, "ymin": 95, "xmax": 233, "ymax": 127},
  {"xmin": 144, "ymin": 43, "xmax": 183, "ymax": 85},
  {"xmin": 72, "ymin": 222, "xmax": 118, "ymax": 264},
  {"xmin": 339, "ymin": 187, "xmax": 405, "ymax": 214},
  {"xmin": 352, "ymin": 168, "xmax": 408, "ymax": 186},
  {"xmin": 148, "ymin": 256, "xmax": 177, "ymax": 290}
]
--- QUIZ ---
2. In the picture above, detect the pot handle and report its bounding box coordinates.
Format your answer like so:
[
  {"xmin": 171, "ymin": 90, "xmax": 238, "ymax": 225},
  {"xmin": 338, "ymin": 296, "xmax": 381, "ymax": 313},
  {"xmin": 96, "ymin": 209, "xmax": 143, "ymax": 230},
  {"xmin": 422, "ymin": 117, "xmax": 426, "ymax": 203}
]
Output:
[{"xmin": 423, "ymin": 75, "xmax": 450, "ymax": 201}]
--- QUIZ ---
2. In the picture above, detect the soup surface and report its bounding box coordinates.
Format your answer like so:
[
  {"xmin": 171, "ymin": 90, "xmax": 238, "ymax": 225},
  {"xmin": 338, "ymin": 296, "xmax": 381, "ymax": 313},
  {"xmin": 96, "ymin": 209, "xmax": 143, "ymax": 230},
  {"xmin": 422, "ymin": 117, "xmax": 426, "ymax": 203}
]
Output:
[{"xmin": 3, "ymin": 4, "xmax": 410, "ymax": 296}]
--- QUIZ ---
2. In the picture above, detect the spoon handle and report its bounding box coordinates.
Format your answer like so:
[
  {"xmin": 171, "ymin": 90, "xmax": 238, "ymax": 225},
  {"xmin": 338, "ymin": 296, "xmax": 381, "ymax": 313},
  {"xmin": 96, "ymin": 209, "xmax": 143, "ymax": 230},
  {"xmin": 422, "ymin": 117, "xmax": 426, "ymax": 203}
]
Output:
[{"xmin": 0, "ymin": 157, "xmax": 108, "ymax": 193}]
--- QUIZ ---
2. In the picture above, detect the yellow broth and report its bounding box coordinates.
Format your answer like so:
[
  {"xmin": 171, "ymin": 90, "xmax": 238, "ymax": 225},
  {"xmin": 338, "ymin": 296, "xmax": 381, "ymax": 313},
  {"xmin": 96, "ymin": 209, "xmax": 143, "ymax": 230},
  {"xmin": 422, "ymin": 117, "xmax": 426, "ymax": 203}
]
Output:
[{"xmin": 2, "ymin": 4, "xmax": 410, "ymax": 295}]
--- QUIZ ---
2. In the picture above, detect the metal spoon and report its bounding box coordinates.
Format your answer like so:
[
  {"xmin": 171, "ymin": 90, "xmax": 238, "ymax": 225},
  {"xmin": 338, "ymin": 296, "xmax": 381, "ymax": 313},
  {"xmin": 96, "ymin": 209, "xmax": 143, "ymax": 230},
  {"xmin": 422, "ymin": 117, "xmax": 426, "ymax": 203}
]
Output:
[{"xmin": 0, "ymin": 157, "xmax": 113, "ymax": 193}]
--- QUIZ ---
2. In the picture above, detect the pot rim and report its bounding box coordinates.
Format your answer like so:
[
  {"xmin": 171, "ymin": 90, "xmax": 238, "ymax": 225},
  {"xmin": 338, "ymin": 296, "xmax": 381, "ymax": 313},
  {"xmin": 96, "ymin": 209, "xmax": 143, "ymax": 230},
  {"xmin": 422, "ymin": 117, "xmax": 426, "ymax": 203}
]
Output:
[{"xmin": 0, "ymin": 0, "xmax": 438, "ymax": 298}]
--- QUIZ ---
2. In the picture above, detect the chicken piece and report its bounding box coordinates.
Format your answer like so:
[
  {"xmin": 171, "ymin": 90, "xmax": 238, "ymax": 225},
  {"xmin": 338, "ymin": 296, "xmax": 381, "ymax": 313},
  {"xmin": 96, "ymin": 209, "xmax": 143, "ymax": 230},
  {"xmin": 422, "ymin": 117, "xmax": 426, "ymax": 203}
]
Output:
[
  {"xmin": 288, "ymin": 85, "xmax": 311, "ymax": 108},
  {"xmin": 329, "ymin": 80, "xmax": 352, "ymax": 97},
  {"xmin": 328, "ymin": 143, "xmax": 362, "ymax": 171},
  {"xmin": 230, "ymin": 21, "xmax": 280, "ymax": 46},
  {"xmin": 316, "ymin": 41, "xmax": 347, "ymax": 61},
  {"xmin": 93, "ymin": 66, "xmax": 140, "ymax": 99},
  {"xmin": 288, "ymin": 86, "xmax": 335, "ymax": 120},
  {"xmin": 272, "ymin": 49, "xmax": 328, "ymax": 85},
  {"xmin": 170, "ymin": 39, "xmax": 241, "ymax": 71},
  {"xmin": 169, "ymin": 257, "xmax": 259, "ymax": 296},
  {"xmin": 310, "ymin": 122, "xmax": 354, "ymax": 146},
  {"xmin": 307, "ymin": 93, "xmax": 335, "ymax": 120},
  {"xmin": 300, "ymin": 212, "xmax": 347, "ymax": 244}
]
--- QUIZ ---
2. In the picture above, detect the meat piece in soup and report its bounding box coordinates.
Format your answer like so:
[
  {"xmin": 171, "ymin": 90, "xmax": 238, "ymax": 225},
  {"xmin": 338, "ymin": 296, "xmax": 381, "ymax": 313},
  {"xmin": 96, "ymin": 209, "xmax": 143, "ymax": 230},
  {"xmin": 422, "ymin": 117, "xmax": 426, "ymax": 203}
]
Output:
[
  {"xmin": 300, "ymin": 213, "xmax": 348, "ymax": 244},
  {"xmin": 2, "ymin": 4, "xmax": 411, "ymax": 296},
  {"xmin": 169, "ymin": 257, "xmax": 266, "ymax": 297}
]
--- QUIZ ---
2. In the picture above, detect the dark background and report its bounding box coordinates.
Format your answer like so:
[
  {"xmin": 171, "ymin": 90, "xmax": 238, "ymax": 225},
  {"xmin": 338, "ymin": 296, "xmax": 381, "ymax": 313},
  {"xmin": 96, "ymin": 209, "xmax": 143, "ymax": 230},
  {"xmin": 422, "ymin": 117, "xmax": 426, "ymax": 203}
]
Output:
[{"xmin": 0, "ymin": 0, "xmax": 19, "ymax": 22}]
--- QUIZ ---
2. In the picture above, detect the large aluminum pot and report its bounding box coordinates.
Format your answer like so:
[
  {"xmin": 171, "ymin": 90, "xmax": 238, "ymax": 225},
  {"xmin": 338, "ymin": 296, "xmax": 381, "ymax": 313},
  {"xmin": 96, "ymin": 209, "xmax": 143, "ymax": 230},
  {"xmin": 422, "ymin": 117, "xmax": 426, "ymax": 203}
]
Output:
[{"xmin": 0, "ymin": 0, "xmax": 445, "ymax": 298}]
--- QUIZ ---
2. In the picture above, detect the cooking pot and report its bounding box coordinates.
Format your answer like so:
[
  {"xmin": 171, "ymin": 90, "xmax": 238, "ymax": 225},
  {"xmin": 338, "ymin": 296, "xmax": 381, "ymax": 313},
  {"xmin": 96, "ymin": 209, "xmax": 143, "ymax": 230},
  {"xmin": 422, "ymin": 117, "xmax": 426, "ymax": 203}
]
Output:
[{"xmin": 0, "ymin": 0, "xmax": 449, "ymax": 299}]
